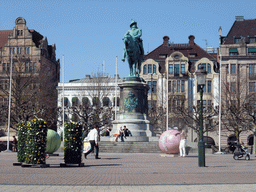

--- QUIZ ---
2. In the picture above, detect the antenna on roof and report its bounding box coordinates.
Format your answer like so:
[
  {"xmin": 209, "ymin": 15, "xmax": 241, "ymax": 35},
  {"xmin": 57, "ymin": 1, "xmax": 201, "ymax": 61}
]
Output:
[{"xmin": 203, "ymin": 39, "xmax": 208, "ymax": 48}]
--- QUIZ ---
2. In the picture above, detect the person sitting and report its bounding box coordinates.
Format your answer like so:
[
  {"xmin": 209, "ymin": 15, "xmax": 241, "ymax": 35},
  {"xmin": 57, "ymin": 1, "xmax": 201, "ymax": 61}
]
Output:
[
  {"xmin": 115, "ymin": 127, "xmax": 124, "ymax": 142},
  {"xmin": 123, "ymin": 126, "xmax": 132, "ymax": 139}
]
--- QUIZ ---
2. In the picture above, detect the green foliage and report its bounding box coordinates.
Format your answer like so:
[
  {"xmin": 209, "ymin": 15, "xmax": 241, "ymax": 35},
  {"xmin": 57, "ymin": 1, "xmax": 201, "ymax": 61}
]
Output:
[
  {"xmin": 17, "ymin": 121, "xmax": 27, "ymax": 162},
  {"xmin": 64, "ymin": 122, "xmax": 83, "ymax": 164},
  {"xmin": 25, "ymin": 118, "xmax": 48, "ymax": 164}
]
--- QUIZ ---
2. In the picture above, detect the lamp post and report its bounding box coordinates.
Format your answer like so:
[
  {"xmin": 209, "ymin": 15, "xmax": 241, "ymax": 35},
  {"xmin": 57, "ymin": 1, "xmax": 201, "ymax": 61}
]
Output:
[{"xmin": 195, "ymin": 66, "xmax": 207, "ymax": 167}]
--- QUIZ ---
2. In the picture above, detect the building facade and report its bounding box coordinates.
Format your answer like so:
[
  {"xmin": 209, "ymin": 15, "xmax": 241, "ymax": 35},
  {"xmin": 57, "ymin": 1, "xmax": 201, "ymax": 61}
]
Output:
[
  {"xmin": 140, "ymin": 35, "xmax": 218, "ymax": 143},
  {"xmin": 0, "ymin": 17, "xmax": 60, "ymax": 130},
  {"xmin": 220, "ymin": 16, "xmax": 256, "ymax": 147},
  {"xmin": 57, "ymin": 74, "xmax": 122, "ymax": 134}
]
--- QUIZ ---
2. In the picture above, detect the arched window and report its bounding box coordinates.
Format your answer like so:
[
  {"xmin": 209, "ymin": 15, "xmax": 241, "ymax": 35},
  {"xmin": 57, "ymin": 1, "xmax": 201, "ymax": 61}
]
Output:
[
  {"xmin": 72, "ymin": 97, "xmax": 78, "ymax": 106},
  {"xmin": 93, "ymin": 97, "xmax": 100, "ymax": 106},
  {"xmin": 82, "ymin": 97, "xmax": 90, "ymax": 106},
  {"xmin": 103, "ymin": 97, "xmax": 110, "ymax": 107}
]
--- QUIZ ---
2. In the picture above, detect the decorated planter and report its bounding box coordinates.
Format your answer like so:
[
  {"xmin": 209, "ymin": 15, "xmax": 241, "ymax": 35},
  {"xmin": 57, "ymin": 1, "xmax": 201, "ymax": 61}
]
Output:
[
  {"xmin": 24, "ymin": 118, "xmax": 47, "ymax": 165},
  {"xmin": 64, "ymin": 122, "xmax": 83, "ymax": 164},
  {"xmin": 17, "ymin": 121, "xmax": 27, "ymax": 163}
]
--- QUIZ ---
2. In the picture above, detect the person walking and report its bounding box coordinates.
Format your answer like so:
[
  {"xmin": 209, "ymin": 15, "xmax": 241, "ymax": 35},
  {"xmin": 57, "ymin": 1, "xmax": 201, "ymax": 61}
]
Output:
[
  {"xmin": 12, "ymin": 136, "xmax": 17, "ymax": 152},
  {"xmin": 175, "ymin": 129, "xmax": 187, "ymax": 157},
  {"xmin": 84, "ymin": 125, "xmax": 101, "ymax": 159}
]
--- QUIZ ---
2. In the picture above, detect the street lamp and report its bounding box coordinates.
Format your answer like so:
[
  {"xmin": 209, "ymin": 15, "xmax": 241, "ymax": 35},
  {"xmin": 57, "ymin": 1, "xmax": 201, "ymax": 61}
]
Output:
[{"xmin": 195, "ymin": 66, "xmax": 207, "ymax": 167}]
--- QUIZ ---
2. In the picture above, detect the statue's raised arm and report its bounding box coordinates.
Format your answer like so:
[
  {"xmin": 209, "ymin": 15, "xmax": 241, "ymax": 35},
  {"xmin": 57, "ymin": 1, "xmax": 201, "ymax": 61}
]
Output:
[{"xmin": 122, "ymin": 20, "xmax": 144, "ymax": 77}]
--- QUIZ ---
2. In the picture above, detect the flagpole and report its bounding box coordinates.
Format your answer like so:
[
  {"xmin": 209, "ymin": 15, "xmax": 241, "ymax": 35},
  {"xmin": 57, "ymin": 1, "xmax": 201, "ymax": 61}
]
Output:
[
  {"xmin": 166, "ymin": 58, "xmax": 169, "ymax": 131},
  {"xmin": 5, "ymin": 52, "xmax": 13, "ymax": 152},
  {"xmin": 115, "ymin": 56, "xmax": 118, "ymax": 120},
  {"xmin": 62, "ymin": 55, "xmax": 65, "ymax": 143}
]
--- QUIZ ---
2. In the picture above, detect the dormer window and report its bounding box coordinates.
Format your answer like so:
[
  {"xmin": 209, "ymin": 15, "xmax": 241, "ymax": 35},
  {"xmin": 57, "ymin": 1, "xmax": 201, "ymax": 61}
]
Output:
[
  {"xmin": 250, "ymin": 38, "xmax": 256, "ymax": 44},
  {"xmin": 189, "ymin": 53, "xmax": 196, "ymax": 57},
  {"xmin": 234, "ymin": 38, "xmax": 241, "ymax": 44}
]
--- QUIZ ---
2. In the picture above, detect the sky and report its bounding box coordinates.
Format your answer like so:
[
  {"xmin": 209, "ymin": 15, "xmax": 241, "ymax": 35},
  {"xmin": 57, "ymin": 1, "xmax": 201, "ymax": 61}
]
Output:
[{"xmin": 1, "ymin": 0, "xmax": 256, "ymax": 82}]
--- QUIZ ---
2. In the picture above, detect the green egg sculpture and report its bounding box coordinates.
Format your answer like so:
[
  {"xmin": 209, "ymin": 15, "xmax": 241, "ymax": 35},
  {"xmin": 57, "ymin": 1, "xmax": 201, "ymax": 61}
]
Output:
[{"xmin": 46, "ymin": 129, "xmax": 61, "ymax": 153}]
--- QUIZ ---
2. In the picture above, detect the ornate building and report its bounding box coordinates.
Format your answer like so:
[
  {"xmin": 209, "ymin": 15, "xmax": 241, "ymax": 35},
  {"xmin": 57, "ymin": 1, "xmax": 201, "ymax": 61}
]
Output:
[
  {"xmin": 140, "ymin": 35, "xmax": 218, "ymax": 142},
  {"xmin": 0, "ymin": 17, "xmax": 60, "ymax": 130}
]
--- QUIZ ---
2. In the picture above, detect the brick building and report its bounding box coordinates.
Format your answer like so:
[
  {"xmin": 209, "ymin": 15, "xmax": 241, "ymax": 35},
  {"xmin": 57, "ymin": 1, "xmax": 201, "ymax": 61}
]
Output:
[{"xmin": 0, "ymin": 17, "xmax": 60, "ymax": 131}]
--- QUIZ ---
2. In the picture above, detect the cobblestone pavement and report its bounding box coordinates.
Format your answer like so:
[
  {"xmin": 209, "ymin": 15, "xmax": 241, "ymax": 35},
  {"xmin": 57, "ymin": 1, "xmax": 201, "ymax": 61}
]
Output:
[{"xmin": 0, "ymin": 152, "xmax": 255, "ymax": 191}]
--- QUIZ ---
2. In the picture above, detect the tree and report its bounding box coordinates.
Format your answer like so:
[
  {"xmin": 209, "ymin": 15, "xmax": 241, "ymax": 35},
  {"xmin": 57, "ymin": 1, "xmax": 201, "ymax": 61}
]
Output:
[
  {"xmin": 58, "ymin": 73, "xmax": 114, "ymax": 133},
  {"xmin": 221, "ymin": 79, "xmax": 255, "ymax": 141},
  {"xmin": 170, "ymin": 95, "xmax": 219, "ymax": 138},
  {"xmin": 0, "ymin": 55, "xmax": 58, "ymax": 131}
]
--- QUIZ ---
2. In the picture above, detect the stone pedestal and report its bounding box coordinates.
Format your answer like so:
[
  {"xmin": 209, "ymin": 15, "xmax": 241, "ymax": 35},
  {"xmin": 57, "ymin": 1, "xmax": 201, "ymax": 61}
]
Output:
[{"xmin": 109, "ymin": 77, "xmax": 153, "ymax": 142}]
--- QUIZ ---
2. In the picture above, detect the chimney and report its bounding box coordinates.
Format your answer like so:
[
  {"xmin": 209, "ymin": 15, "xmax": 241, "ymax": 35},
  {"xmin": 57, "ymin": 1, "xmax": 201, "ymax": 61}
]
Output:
[
  {"xmin": 163, "ymin": 36, "xmax": 169, "ymax": 46},
  {"xmin": 188, "ymin": 35, "xmax": 195, "ymax": 45},
  {"xmin": 235, "ymin": 16, "xmax": 244, "ymax": 21}
]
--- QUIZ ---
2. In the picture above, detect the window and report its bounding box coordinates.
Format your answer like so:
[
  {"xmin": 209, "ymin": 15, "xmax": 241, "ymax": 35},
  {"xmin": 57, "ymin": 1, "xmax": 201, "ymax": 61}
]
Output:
[
  {"xmin": 25, "ymin": 47, "xmax": 30, "ymax": 54},
  {"xmin": 181, "ymin": 80, "xmax": 185, "ymax": 92},
  {"xmin": 198, "ymin": 63, "xmax": 206, "ymax": 71},
  {"xmin": 207, "ymin": 100, "xmax": 212, "ymax": 112},
  {"xmin": 229, "ymin": 48, "xmax": 238, "ymax": 55},
  {"xmin": 17, "ymin": 47, "xmax": 22, "ymax": 54},
  {"xmin": 249, "ymin": 64, "xmax": 256, "ymax": 78},
  {"xmin": 168, "ymin": 81, "xmax": 171, "ymax": 92},
  {"xmin": 231, "ymin": 82, "xmax": 236, "ymax": 93},
  {"xmin": 82, "ymin": 97, "xmax": 90, "ymax": 106},
  {"xmin": 249, "ymin": 82, "xmax": 256, "ymax": 92},
  {"xmin": 148, "ymin": 64, "xmax": 152, "ymax": 74},
  {"xmin": 72, "ymin": 97, "xmax": 79, "ymax": 106},
  {"xmin": 169, "ymin": 64, "xmax": 173, "ymax": 74},
  {"xmin": 207, "ymin": 80, "xmax": 211, "ymax": 93},
  {"xmin": 93, "ymin": 97, "xmax": 100, "ymax": 106},
  {"xmin": 231, "ymin": 64, "xmax": 236, "ymax": 74},
  {"xmin": 197, "ymin": 100, "xmax": 206, "ymax": 111},
  {"xmin": 33, "ymin": 63, "xmax": 37, "ymax": 73},
  {"xmin": 17, "ymin": 30, "xmax": 23, "ymax": 36},
  {"xmin": 172, "ymin": 81, "xmax": 176, "ymax": 92},
  {"xmin": 103, "ymin": 97, "xmax": 110, "ymax": 107},
  {"xmin": 153, "ymin": 64, "xmax": 156, "ymax": 74},
  {"xmin": 248, "ymin": 48, "xmax": 256, "ymax": 55},
  {"xmin": 174, "ymin": 64, "xmax": 179, "ymax": 75},
  {"xmin": 148, "ymin": 81, "xmax": 152, "ymax": 93},
  {"xmin": 234, "ymin": 38, "xmax": 241, "ymax": 44},
  {"xmin": 10, "ymin": 48, "xmax": 15, "ymax": 54},
  {"xmin": 181, "ymin": 64, "xmax": 185, "ymax": 74},
  {"xmin": 177, "ymin": 80, "xmax": 180, "ymax": 92},
  {"xmin": 152, "ymin": 81, "xmax": 157, "ymax": 93},
  {"xmin": 3, "ymin": 63, "xmax": 10, "ymax": 73},
  {"xmin": 207, "ymin": 64, "xmax": 211, "ymax": 73},
  {"xmin": 143, "ymin": 65, "xmax": 147, "ymax": 74},
  {"xmin": 250, "ymin": 38, "xmax": 256, "ymax": 44}
]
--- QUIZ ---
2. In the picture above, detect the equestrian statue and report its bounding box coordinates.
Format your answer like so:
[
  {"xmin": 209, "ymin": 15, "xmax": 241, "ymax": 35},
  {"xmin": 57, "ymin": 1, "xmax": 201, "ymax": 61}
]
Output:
[{"xmin": 122, "ymin": 20, "xmax": 145, "ymax": 77}]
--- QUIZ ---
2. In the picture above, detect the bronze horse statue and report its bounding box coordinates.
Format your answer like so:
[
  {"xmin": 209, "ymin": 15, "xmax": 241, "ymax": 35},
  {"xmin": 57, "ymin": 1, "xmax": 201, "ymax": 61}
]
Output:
[
  {"xmin": 122, "ymin": 20, "xmax": 144, "ymax": 77},
  {"xmin": 122, "ymin": 34, "xmax": 144, "ymax": 77}
]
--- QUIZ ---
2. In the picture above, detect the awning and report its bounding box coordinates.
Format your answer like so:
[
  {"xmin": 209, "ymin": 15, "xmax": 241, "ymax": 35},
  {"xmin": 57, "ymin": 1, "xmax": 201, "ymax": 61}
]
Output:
[
  {"xmin": 248, "ymin": 48, "xmax": 256, "ymax": 52},
  {"xmin": 229, "ymin": 48, "xmax": 238, "ymax": 53}
]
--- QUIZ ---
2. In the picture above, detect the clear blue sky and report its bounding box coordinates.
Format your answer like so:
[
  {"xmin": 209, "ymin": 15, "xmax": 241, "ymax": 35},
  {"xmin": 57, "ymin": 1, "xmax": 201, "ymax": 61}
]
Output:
[{"xmin": 1, "ymin": 0, "xmax": 256, "ymax": 82}]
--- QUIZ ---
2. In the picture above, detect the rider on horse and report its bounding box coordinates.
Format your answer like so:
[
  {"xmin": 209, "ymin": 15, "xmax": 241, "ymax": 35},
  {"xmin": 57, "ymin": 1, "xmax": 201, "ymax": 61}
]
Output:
[{"xmin": 122, "ymin": 20, "xmax": 144, "ymax": 62}]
